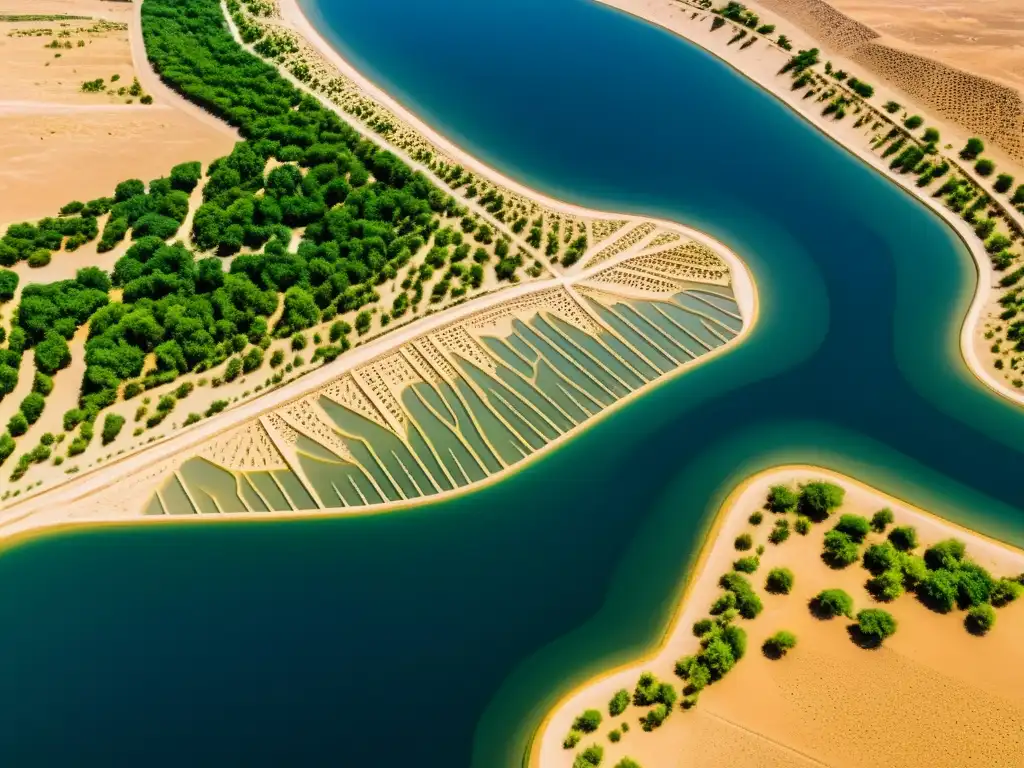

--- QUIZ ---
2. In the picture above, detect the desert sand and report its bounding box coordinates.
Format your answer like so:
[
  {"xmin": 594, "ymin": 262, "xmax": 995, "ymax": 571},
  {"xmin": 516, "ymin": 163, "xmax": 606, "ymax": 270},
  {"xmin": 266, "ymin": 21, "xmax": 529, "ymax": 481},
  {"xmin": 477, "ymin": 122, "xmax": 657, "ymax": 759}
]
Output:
[
  {"xmin": 538, "ymin": 467, "xmax": 1024, "ymax": 768},
  {"xmin": 828, "ymin": 0, "xmax": 1024, "ymax": 93},
  {"xmin": 0, "ymin": 0, "xmax": 234, "ymax": 221}
]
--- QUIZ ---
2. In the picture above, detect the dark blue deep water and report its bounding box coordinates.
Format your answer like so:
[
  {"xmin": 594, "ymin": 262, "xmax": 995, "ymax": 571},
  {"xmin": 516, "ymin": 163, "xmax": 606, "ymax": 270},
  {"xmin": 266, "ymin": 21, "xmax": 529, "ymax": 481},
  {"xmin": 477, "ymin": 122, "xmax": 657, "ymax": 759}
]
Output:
[{"xmin": 1, "ymin": 0, "xmax": 1024, "ymax": 765}]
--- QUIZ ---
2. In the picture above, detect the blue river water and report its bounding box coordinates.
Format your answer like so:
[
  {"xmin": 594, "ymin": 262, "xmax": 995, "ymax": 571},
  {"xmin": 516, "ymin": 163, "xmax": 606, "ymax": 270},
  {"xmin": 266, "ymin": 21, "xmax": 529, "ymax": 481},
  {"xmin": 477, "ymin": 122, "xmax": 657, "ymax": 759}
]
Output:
[{"xmin": 1, "ymin": 0, "xmax": 1023, "ymax": 765}]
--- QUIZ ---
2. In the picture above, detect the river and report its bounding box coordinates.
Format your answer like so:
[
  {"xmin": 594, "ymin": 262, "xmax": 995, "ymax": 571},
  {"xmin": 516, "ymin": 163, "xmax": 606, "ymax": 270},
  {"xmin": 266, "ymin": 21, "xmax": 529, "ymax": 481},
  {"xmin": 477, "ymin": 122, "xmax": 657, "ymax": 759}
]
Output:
[{"xmin": 0, "ymin": 0, "xmax": 1021, "ymax": 765}]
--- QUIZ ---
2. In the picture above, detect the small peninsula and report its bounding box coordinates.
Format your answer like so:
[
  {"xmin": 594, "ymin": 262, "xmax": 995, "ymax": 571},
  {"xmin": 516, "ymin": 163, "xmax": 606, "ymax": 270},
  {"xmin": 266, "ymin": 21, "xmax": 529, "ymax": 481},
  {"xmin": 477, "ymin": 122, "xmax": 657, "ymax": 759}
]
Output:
[{"xmin": 538, "ymin": 468, "xmax": 1024, "ymax": 768}]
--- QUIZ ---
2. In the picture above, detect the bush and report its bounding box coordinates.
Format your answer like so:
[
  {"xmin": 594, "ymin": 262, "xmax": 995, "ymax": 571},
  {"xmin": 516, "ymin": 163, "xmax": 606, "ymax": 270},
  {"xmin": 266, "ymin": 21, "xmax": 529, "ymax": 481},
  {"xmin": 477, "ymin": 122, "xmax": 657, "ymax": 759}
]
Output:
[
  {"xmin": 34, "ymin": 331, "xmax": 71, "ymax": 375},
  {"xmin": 765, "ymin": 567, "xmax": 794, "ymax": 594},
  {"xmin": 32, "ymin": 372, "xmax": 53, "ymax": 396},
  {"xmin": 994, "ymin": 174, "xmax": 1015, "ymax": 194},
  {"xmin": 562, "ymin": 731, "xmax": 580, "ymax": 750},
  {"xmin": 975, "ymin": 159, "xmax": 995, "ymax": 177},
  {"xmin": 798, "ymin": 481, "xmax": 845, "ymax": 520},
  {"xmin": 954, "ymin": 561, "xmax": 993, "ymax": 608},
  {"xmin": 613, "ymin": 760, "xmax": 640, "ymax": 768},
  {"xmin": 710, "ymin": 591, "xmax": 736, "ymax": 615},
  {"xmin": 822, "ymin": 530, "xmax": 859, "ymax": 567},
  {"xmin": 903, "ymin": 115, "xmax": 923, "ymax": 129},
  {"xmin": 101, "ymin": 413, "xmax": 126, "ymax": 444},
  {"xmin": 767, "ymin": 484, "xmax": 798, "ymax": 513},
  {"xmin": 924, "ymin": 538, "xmax": 966, "ymax": 570},
  {"xmin": 608, "ymin": 688, "xmax": 629, "ymax": 716},
  {"xmin": 734, "ymin": 533, "xmax": 752, "ymax": 551},
  {"xmin": 856, "ymin": 609, "xmax": 897, "ymax": 646},
  {"xmin": 899, "ymin": 553, "xmax": 929, "ymax": 588},
  {"xmin": 833, "ymin": 514, "xmax": 870, "ymax": 542},
  {"xmin": 572, "ymin": 709, "xmax": 602, "ymax": 734},
  {"xmin": 7, "ymin": 412, "xmax": 28, "ymax": 437},
  {"xmin": 966, "ymin": 604, "xmax": 996, "ymax": 635},
  {"xmin": 769, "ymin": 518, "xmax": 791, "ymax": 544},
  {"xmin": 748, "ymin": 511, "xmax": 763, "ymax": 525},
  {"xmin": 871, "ymin": 508, "xmax": 894, "ymax": 532},
  {"xmin": 961, "ymin": 137, "xmax": 984, "ymax": 160},
  {"xmin": 692, "ymin": 618, "xmax": 714, "ymax": 637},
  {"xmin": 607, "ymin": 729, "xmax": 620, "ymax": 743},
  {"xmin": 811, "ymin": 588, "xmax": 854, "ymax": 618},
  {"xmin": 991, "ymin": 577, "xmax": 1023, "ymax": 606},
  {"xmin": 917, "ymin": 568, "xmax": 958, "ymax": 612},
  {"xmin": 866, "ymin": 569, "xmax": 904, "ymax": 601},
  {"xmin": 718, "ymin": 571, "xmax": 763, "ymax": 618},
  {"xmin": 888, "ymin": 525, "xmax": 918, "ymax": 551},
  {"xmin": 923, "ymin": 127, "xmax": 940, "ymax": 143},
  {"xmin": 763, "ymin": 630, "xmax": 797, "ymax": 658},
  {"xmin": 863, "ymin": 542, "xmax": 900, "ymax": 574},
  {"xmin": 795, "ymin": 516, "xmax": 811, "ymax": 535},
  {"xmin": 0, "ymin": 269, "xmax": 18, "ymax": 301},
  {"xmin": 733, "ymin": 556, "xmax": 759, "ymax": 573},
  {"xmin": 574, "ymin": 744, "xmax": 603, "ymax": 767},
  {"xmin": 20, "ymin": 392, "xmax": 45, "ymax": 424}
]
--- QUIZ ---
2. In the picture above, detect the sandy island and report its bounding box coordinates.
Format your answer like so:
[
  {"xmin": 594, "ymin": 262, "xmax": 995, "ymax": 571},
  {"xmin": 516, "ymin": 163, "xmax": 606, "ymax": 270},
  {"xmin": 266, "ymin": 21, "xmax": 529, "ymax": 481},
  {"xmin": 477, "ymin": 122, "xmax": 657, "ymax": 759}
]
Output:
[{"xmin": 537, "ymin": 467, "xmax": 1024, "ymax": 768}]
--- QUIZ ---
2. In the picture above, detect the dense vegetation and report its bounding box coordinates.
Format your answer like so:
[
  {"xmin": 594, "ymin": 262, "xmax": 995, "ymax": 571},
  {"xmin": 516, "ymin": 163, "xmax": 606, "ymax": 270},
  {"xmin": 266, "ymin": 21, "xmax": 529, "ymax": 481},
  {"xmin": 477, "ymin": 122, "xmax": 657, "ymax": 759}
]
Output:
[{"xmin": 0, "ymin": 0, "xmax": 531, "ymax": 479}]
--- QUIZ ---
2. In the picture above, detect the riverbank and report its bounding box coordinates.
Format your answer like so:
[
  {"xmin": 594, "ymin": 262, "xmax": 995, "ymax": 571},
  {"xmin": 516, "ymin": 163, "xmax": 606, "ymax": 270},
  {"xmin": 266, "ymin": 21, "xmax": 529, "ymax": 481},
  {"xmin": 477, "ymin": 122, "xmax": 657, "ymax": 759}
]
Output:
[
  {"xmin": 537, "ymin": 466, "xmax": 1024, "ymax": 768},
  {"xmin": 589, "ymin": 0, "xmax": 1024, "ymax": 411}
]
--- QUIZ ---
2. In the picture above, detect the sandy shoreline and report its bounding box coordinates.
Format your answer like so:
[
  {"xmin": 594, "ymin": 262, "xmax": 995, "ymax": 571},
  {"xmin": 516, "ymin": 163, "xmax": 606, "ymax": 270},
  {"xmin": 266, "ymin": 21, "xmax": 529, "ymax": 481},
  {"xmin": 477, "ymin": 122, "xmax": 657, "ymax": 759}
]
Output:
[
  {"xmin": 589, "ymin": 0, "xmax": 1023, "ymax": 410},
  {"xmin": 535, "ymin": 465, "xmax": 1024, "ymax": 768}
]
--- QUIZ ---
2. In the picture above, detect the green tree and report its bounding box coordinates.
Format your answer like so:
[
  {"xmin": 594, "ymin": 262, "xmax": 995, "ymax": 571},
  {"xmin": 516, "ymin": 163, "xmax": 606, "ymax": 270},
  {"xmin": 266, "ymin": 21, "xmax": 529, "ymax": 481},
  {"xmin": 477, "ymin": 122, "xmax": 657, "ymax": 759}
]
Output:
[
  {"xmin": 822, "ymin": 529, "xmax": 859, "ymax": 567},
  {"xmin": 102, "ymin": 413, "xmax": 126, "ymax": 445},
  {"xmin": 903, "ymin": 115, "xmax": 923, "ymax": 129},
  {"xmin": 966, "ymin": 604, "xmax": 996, "ymax": 635},
  {"xmin": 975, "ymin": 159, "xmax": 995, "ymax": 177},
  {"xmin": 765, "ymin": 567, "xmax": 794, "ymax": 594},
  {"xmin": 855, "ymin": 608, "xmax": 897, "ymax": 646},
  {"xmin": 811, "ymin": 588, "xmax": 854, "ymax": 618},
  {"xmin": 33, "ymin": 331, "xmax": 72, "ymax": 375},
  {"xmin": 734, "ymin": 533, "xmax": 752, "ymax": 551},
  {"xmin": 0, "ymin": 269, "xmax": 18, "ymax": 301},
  {"xmin": 20, "ymin": 392, "xmax": 45, "ymax": 424},
  {"xmin": 762, "ymin": 630, "xmax": 797, "ymax": 658},
  {"xmin": 798, "ymin": 481, "xmax": 845, "ymax": 520},
  {"xmin": 833, "ymin": 514, "xmax": 870, "ymax": 542},
  {"xmin": 7, "ymin": 411, "xmax": 28, "ymax": 437},
  {"xmin": 924, "ymin": 538, "xmax": 966, "ymax": 570},
  {"xmin": 917, "ymin": 568, "xmax": 958, "ymax": 612},
  {"xmin": 922, "ymin": 127, "xmax": 940, "ymax": 143},
  {"xmin": 994, "ymin": 174, "xmax": 1015, "ymax": 194},
  {"xmin": 767, "ymin": 483, "xmax": 798, "ymax": 513},
  {"xmin": 870, "ymin": 507, "xmax": 894, "ymax": 532},
  {"xmin": 863, "ymin": 541, "xmax": 900, "ymax": 574},
  {"xmin": 888, "ymin": 525, "xmax": 918, "ymax": 551},
  {"xmin": 572, "ymin": 709, "xmax": 602, "ymax": 733},
  {"xmin": 960, "ymin": 137, "xmax": 984, "ymax": 160},
  {"xmin": 608, "ymin": 688, "xmax": 629, "ymax": 716}
]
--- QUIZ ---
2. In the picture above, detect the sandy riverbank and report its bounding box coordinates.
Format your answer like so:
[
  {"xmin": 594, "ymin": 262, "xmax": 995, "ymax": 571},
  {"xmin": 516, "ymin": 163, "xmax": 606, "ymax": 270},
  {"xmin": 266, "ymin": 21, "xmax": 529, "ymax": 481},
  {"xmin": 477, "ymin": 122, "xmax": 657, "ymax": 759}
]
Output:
[{"xmin": 537, "ymin": 466, "xmax": 1024, "ymax": 768}]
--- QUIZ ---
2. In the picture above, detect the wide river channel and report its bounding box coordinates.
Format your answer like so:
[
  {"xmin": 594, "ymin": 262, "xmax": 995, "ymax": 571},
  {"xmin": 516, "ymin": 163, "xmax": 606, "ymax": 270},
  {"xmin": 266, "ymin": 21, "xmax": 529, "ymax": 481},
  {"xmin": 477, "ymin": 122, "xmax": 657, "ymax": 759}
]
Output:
[{"xmin": 2, "ymin": 0, "xmax": 1024, "ymax": 765}]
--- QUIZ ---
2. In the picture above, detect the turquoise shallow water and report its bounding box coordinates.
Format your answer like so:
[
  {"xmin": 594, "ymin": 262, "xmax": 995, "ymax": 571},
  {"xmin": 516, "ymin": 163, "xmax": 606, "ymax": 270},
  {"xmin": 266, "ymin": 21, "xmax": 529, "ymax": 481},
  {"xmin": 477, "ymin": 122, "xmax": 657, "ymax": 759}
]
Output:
[{"xmin": 2, "ymin": 0, "xmax": 1024, "ymax": 765}]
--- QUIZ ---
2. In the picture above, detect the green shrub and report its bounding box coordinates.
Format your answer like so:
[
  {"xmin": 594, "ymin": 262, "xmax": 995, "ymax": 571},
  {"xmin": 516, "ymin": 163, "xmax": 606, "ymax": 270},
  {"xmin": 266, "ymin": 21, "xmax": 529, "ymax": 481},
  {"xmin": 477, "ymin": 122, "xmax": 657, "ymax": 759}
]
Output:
[
  {"xmin": 822, "ymin": 530, "xmax": 859, "ymax": 567},
  {"xmin": 917, "ymin": 568, "xmax": 957, "ymax": 612},
  {"xmin": 953, "ymin": 561, "xmax": 993, "ymax": 608},
  {"xmin": 903, "ymin": 115, "xmax": 923, "ymax": 129},
  {"xmin": 563, "ymin": 731, "xmax": 581, "ymax": 750},
  {"xmin": 733, "ymin": 556, "xmax": 759, "ymax": 573},
  {"xmin": 924, "ymin": 538, "xmax": 965, "ymax": 570},
  {"xmin": 574, "ymin": 744, "xmax": 603, "ymax": 767},
  {"xmin": 20, "ymin": 392, "xmax": 45, "ymax": 424},
  {"xmin": 966, "ymin": 604, "xmax": 996, "ymax": 635},
  {"xmin": 572, "ymin": 709, "xmax": 601, "ymax": 734},
  {"xmin": 607, "ymin": 729, "xmax": 620, "ymax": 743},
  {"xmin": 101, "ymin": 413, "xmax": 126, "ymax": 445},
  {"xmin": 898, "ymin": 553, "xmax": 929, "ymax": 588},
  {"xmin": 32, "ymin": 372, "xmax": 53, "ymax": 396},
  {"xmin": 863, "ymin": 541, "xmax": 900, "ymax": 574},
  {"xmin": 798, "ymin": 481, "xmax": 845, "ymax": 520},
  {"xmin": 994, "ymin": 174, "xmax": 1015, "ymax": 194},
  {"xmin": 7, "ymin": 412, "xmax": 28, "ymax": 437},
  {"xmin": 692, "ymin": 618, "xmax": 714, "ymax": 637},
  {"xmin": 855, "ymin": 609, "xmax": 897, "ymax": 646},
  {"xmin": 762, "ymin": 630, "xmax": 797, "ymax": 658},
  {"xmin": 871, "ymin": 508, "xmax": 894, "ymax": 532},
  {"xmin": 811, "ymin": 588, "xmax": 854, "ymax": 618},
  {"xmin": 960, "ymin": 137, "xmax": 984, "ymax": 159},
  {"xmin": 795, "ymin": 516, "xmax": 811, "ymax": 535},
  {"xmin": 833, "ymin": 514, "xmax": 870, "ymax": 542},
  {"xmin": 767, "ymin": 484, "xmax": 798, "ymax": 513},
  {"xmin": 608, "ymin": 688, "xmax": 629, "ymax": 716},
  {"xmin": 765, "ymin": 567, "xmax": 794, "ymax": 594},
  {"xmin": 888, "ymin": 525, "xmax": 918, "ymax": 551},
  {"xmin": 748, "ymin": 511, "xmax": 763, "ymax": 525},
  {"xmin": 718, "ymin": 571, "xmax": 763, "ymax": 618},
  {"xmin": 769, "ymin": 518, "xmax": 791, "ymax": 544},
  {"xmin": 975, "ymin": 159, "xmax": 995, "ymax": 177},
  {"xmin": 866, "ymin": 568, "xmax": 904, "ymax": 601},
  {"xmin": 710, "ymin": 591, "xmax": 736, "ymax": 615},
  {"xmin": 734, "ymin": 533, "xmax": 752, "ymax": 551},
  {"xmin": 991, "ymin": 577, "xmax": 1023, "ymax": 606}
]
